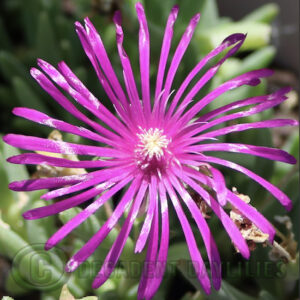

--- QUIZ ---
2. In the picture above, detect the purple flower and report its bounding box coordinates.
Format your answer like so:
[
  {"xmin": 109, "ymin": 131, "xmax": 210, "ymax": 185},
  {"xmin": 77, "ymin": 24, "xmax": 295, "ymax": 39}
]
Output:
[{"xmin": 3, "ymin": 2, "xmax": 298, "ymax": 299}]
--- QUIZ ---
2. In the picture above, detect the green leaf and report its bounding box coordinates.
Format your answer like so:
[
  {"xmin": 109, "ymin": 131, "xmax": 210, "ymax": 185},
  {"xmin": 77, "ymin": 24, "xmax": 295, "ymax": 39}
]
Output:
[
  {"xmin": 41, "ymin": 294, "xmax": 58, "ymax": 300},
  {"xmin": 1, "ymin": 138, "xmax": 28, "ymax": 184},
  {"xmin": 219, "ymin": 46, "xmax": 276, "ymax": 80},
  {"xmin": 0, "ymin": 217, "xmax": 27, "ymax": 258},
  {"xmin": 0, "ymin": 85, "xmax": 16, "ymax": 108},
  {"xmin": 59, "ymin": 207, "xmax": 135, "ymax": 261},
  {"xmin": 258, "ymin": 290, "xmax": 276, "ymax": 300},
  {"xmin": 36, "ymin": 11, "xmax": 60, "ymax": 63},
  {"xmin": 59, "ymin": 284, "xmax": 97, "ymax": 300},
  {"xmin": 206, "ymin": 78, "xmax": 266, "ymax": 112},
  {"xmin": 143, "ymin": 0, "xmax": 174, "ymax": 27},
  {"xmin": 197, "ymin": 22, "xmax": 272, "ymax": 53},
  {"xmin": 177, "ymin": 0, "xmax": 206, "ymax": 24},
  {"xmin": 168, "ymin": 242, "xmax": 191, "ymax": 262},
  {"xmin": 59, "ymin": 207, "xmax": 103, "ymax": 242},
  {"xmin": 12, "ymin": 76, "xmax": 50, "ymax": 114},
  {"xmin": 0, "ymin": 51, "xmax": 32, "ymax": 87},
  {"xmin": 5, "ymin": 267, "xmax": 32, "ymax": 296},
  {"xmin": 26, "ymin": 200, "xmax": 56, "ymax": 244},
  {"xmin": 20, "ymin": 0, "xmax": 42, "ymax": 45},
  {"xmin": 242, "ymin": 3, "xmax": 279, "ymax": 24},
  {"xmin": 178, "ymin": 259, "xmax": 256, "ymax": 300},
  {"xmin": 0, "ymin": 137, "xmax": 30, "ymax": 236},
  {"xmin": 197, "ymin": 0, "xmax": 219, "ymax": 30},
  {"xmin": 0, "ymin": 17, "xmax": 12, "ymax": 50}
]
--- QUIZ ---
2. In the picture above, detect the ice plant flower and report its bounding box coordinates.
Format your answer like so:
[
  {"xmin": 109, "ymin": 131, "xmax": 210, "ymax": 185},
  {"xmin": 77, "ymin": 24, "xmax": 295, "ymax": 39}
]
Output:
[{"xmin": 3, "ymin": 2, "xmax": 298, "ymax": 299}]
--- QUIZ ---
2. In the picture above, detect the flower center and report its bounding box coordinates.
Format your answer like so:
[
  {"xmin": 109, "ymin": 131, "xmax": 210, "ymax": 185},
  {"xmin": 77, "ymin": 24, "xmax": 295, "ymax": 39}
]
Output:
[{"xmin": 135, "ymin": 127, "xmax": 171, "ymax": 170}]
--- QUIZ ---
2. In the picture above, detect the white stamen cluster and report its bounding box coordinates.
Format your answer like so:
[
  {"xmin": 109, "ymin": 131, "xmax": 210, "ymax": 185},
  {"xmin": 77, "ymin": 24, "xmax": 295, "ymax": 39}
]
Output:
[{"xmin": 135, "ymin": 127, "xmax": 170, "ymax": 161}]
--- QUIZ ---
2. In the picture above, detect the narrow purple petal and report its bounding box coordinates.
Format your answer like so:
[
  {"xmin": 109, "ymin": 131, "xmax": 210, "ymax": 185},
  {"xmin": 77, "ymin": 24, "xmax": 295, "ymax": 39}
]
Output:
[
  {"xmin": 23, "ymin": 180, "xmax": 115, "ymax": 219},
  {"xmin": 163, "ymin": 176, "xmax": 211, "ymax": 294},
  {"xmin": 195, "ymin": 155, "xmax": 293, "ymax": 210},
  {"xmin": 30, "ymin": 67, "xmax": 123, "ymax": 140},
  {"xmin": 176, "ymin": 69, "xmax": 273, "ymax": 127},
  {"xmin": 177, "ymin": 88, "xmax": 291, "ymax": 140},
  {"xmin": 209, "ymin": 166, "xmax": 228, "ymax": 206},
  {"xmin": 135, "ymin": 175, "xmax": 158, "ymax": 253},
  {"xmin": 169, "ymin": 173, "xmax": 221, "ymax": 290},
  {"xmin": 136, "ymin": 2, "xmax": 151, "ymax": 116},
  {"xmin": 75, "ymin": 22, "xmax": 131, "ymax": 124},
  {"xmin": 174, "ymin": 119, "xmax": 298, "ymax": 150},
  {"xmin": 166, "ymin": 33, "xmax": 246, "ymax": 118},
  {"xmin": 154, "ymin": 5, "xmax": 179, "ymax": 100},
  {"xmin": 8, "ymin": 173, "xmax": 88, "ymax": 192},
  {"xmin": 83, "ymin": 18, "xmax": 130, "ymax": 111},
  {"xmin": 143, "ymin": 182, "xmax": 169, "ymax": 300},
  {"xmin": 197, "ymin": 87, "xmax": 291, "ymax": 123},
  {"xmin": 3, "ymin": 134, "xmax": 127, "ymax": 158},
  {"xmin": 7, "ymin": 153, "xmax": 127, "ymax": 169},
  {"xmin": 227, "ymin": 190, "xmax": 276, "ymax": 242},
  {"xmin": 187, "ymin": 143, "xmax": 297, "ymax": 164},
  {"xmin": 137, "ymin": 198, "xmax": 159, "ymax": 300},
  {"xmin": 92, "ymin": 175, "xmax": 145, "ymax": 288},
  {"xmin": 58, "ymin": 60, "xmax": 130, "ymax": 134},
  {"xmin": 41, "ymin": 165, "xmax": 134, "ymax": 200},
  {"xmin": 194, "ymin": 119, "xmax": 298, "ymax": 143},
  {"xmin": 160, "ymin": 13, "xmax": 201, "ymax": 114},
  {"xmin": 113, "ymin": 11, "xmax": 145, "ymax": 126},
  {"xmin": 38, "ymin": 59, "xmax": 133, "ymax": 140},
  {"xmin": 13, "ymin": 107, "xmax": 112, "ymax": 145},
  {"xmin": 66, "ymin": 179, "xmax": 148, "ymax": 273},
  {"xmin": 45, "ymin": 175, "xmax": 133, "ymax": 250},
  {"xmin": 176, "ymin": 167, "xmax": 250, "ymax": 259}
]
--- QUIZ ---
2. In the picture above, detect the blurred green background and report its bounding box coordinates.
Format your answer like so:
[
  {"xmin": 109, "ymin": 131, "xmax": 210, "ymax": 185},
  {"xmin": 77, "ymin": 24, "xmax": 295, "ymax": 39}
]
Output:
[{"xmin": 0, "ymin": 0, "xmax": 298, "ymax": 299}]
